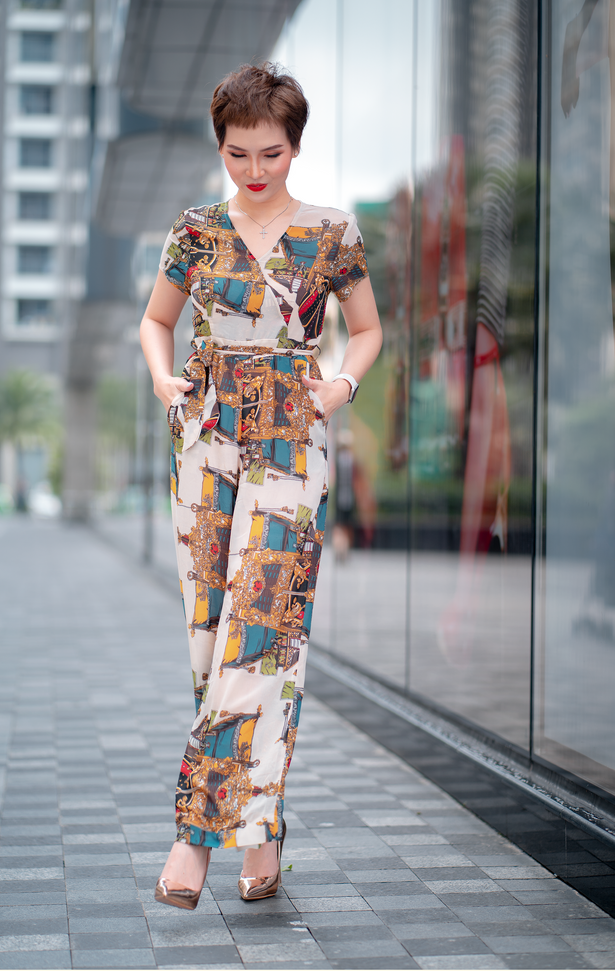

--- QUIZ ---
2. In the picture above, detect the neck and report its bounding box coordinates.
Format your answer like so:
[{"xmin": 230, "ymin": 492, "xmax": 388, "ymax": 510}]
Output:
[{"xmin": 234, "ymin": 186, "xmax": 293, "ymax": 220}]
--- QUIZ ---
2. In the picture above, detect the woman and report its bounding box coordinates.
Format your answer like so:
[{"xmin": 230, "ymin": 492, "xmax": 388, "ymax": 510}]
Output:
[{"xmin": 140, "ymin": 62, "xmax": 382, "ymax": 908}]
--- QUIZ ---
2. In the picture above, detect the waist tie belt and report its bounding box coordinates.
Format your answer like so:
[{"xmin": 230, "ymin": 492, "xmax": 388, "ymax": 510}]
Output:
[{"xmin": 172, "ymin": 336, "xmax": 321, "ymax": 451}]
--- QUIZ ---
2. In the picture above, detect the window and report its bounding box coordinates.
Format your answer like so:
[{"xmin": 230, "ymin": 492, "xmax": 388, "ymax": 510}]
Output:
[
  {"xmin": 17, "ymin": 299, "xmax": 53, "ymax": 324},
  {"xmin": 18, "ymin": 245, "xmax": 51, "ymax": 274},
  {"xmin": 20, "ymin": 138, "xmax": 52, "ymax": 167},
  {"xmin": 20, "ymin": 85, "xmax": 53, "ymax": 115},
  {"xmin": 20, "ymin": 32, "xmax": 55, "ymax": 63},
  {"xmin": 19, "ymin": 192, "xmax": 52, "ymax": 220}
]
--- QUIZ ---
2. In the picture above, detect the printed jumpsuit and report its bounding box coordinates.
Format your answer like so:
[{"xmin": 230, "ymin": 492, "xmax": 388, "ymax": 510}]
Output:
[{"xmin": 159, "ymin": 201, "xmax": 368, "ymax": 849}]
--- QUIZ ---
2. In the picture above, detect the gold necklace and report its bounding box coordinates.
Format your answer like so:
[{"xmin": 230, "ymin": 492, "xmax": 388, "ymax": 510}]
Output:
[{"xmin": 234, "ymin": 196, "xmax": 294, "ymax": 239}]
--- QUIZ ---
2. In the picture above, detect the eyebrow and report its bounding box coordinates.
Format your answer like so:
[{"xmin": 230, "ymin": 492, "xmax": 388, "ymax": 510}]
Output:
[{"xmin": 226, "ymin": 144, "xmax": 284, "ymax": 151}]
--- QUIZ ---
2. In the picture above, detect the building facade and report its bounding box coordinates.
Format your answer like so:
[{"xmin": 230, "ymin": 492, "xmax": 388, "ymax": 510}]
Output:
[{"xmin": 1, "ymin": 0, "xmax": 89, "ymax": 370}]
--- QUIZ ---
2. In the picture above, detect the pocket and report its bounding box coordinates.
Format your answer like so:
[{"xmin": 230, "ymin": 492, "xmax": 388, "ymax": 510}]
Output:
[
  {"xmin": 167, "ymin": 391, "xmax": 186, "ymax": 429},
  {"xmin": 307, "ymin": 387, "xmax": 326, "ymax": 423}
]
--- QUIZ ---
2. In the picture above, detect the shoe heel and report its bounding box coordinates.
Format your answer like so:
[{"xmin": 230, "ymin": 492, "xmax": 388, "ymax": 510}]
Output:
[
  {"xmin": 154, "ymin": 847, "xmax": 211, "ymax": 910},
  {"xmin": 238, "ymin": 819, "xmax": 287, "ymax": 901}
]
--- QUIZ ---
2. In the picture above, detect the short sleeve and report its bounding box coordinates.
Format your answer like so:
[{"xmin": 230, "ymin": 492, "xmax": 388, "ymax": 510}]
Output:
[
  {"xmin": 330, "ymin": 213, "xmax": 369, "ymax": 303},
  {"xmin": 159, "ymin": 210, "xmax": 192, "ymax": 294}
]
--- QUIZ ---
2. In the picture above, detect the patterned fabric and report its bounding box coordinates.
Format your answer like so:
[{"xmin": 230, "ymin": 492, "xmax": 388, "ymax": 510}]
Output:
[
  {"xmin": 159, "ymin": 203, "xmax": 368, "ymax": 849},
  {"xmin": 160, "ymin": 201, "xmax": 368, "ymax": 345}
]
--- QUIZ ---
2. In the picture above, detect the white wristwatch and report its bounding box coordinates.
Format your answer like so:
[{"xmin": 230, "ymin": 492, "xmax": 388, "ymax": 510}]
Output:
[{"xmin": 332, "ymin": 373, "xmax": 359, "ymax": 403}]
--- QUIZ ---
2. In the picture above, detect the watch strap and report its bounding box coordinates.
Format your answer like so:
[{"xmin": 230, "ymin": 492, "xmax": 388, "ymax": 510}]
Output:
[{"xmin": 332, "ymin": 373, "xmax": 359, "ymax": 403}]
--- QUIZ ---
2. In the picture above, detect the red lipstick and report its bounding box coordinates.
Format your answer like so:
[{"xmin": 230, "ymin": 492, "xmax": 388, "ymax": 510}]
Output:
[{"xmin": 247, "ymin": 184, "xmax": 267, "ymax": 191}]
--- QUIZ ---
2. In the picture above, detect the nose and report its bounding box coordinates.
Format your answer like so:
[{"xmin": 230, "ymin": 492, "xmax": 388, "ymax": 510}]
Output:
[{"xmin": 247, "ymin": 155, "xmax": 263, "ymax": 180}]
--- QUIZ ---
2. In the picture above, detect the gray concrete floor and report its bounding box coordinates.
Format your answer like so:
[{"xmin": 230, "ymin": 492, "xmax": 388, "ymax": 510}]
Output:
[{"xmin": 1, "ymin": 516, "xmax": 615, "ymax": 970}]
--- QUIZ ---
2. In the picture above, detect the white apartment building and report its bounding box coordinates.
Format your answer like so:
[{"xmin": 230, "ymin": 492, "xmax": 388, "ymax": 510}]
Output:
[{"xmin": 1, "ymin": 0, "xmax": 90, "ymax": 376}]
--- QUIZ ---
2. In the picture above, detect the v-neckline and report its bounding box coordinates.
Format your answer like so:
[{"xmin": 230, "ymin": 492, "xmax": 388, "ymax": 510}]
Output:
[{"xmin": 225, "ymin": 200, "xmax": 304, "ymax": 263}]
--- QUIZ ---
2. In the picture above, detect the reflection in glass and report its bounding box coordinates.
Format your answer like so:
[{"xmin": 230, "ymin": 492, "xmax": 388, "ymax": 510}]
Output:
[
  {"xmin": 283, "ymin": 0, "xmax": 535, "ymax": 748},
  {"xmin": 408, "ymin": 0, "xmax": 535, "ymax": 747},
  {"xmin": 537, "ymin": 0, "xmax": 615, "ymax": 793}
]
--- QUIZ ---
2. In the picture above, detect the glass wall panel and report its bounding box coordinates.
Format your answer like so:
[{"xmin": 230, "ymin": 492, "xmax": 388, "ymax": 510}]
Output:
[
  {"xmin": 408, "ymin": 0, "xmax": 537, "ymax": 747},
  {"xmin": 275, "ymin": 0, "xmax": 415, "ymax": 689},
  {"xmin": 277, "ymin": 0, "xmax": 536, "ymax": 751},
  {"xmin": 535, "ymin": 0, "xmax": 615, "ymax": 793}
]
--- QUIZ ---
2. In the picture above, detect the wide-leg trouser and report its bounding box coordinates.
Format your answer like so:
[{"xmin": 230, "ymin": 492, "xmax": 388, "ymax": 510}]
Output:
[{"xmin": 168, "ymin": 343, "xmax": 328, "ymax": 849}]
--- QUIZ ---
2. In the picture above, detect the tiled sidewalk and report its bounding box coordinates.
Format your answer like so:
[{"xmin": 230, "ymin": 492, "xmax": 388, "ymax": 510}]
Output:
[{"xmin": 1, "ymin": 518, "xmax": 615, "ymax": 970}]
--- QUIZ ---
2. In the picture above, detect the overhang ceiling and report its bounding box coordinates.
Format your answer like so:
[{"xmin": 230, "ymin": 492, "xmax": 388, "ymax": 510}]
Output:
[
  {"xmin": 94, "ymin": 132, "xmax": 218, "ymax": 237},
  {"xmin": 93, "ymin": 0, "xmax": 303, "ymax": 236},
  {"xmin": 119, "ymin": 0, "xmax": 303, "ymax": 120}
]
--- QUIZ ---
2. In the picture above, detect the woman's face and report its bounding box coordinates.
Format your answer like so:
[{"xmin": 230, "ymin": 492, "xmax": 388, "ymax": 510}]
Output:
[{"xmin": 221, "ymin": 122, "xmax": 295, "ymax": 203}]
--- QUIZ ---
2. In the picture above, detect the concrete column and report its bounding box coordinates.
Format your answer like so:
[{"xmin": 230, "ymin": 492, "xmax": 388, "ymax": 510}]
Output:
[{"xmin": 62, "ymin": 385, "xmax": 96, "ymax": 522}]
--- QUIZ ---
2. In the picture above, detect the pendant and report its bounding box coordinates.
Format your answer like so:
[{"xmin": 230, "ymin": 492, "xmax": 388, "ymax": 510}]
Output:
[{"xmin": 261, "ymin": 227, "xmax": 267, "ymax": 238}]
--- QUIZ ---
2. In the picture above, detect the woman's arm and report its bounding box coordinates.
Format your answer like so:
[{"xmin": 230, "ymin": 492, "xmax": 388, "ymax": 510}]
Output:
[
  {"xmin": 140, "ymin": 270, "xmax": 193, "ymax": 413},
  {"xmin": 302, "ymin": 277, "xmax": 383, "ymax": 421}
]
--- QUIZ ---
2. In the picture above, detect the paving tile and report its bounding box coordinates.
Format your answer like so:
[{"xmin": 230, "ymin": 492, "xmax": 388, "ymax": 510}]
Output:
[
  {"xmin": 581, "ymin": 951, "xmax": 615, "ymax": 968},
  {"xmin": 0, "ymin": 952, "xmax": 72, "ymax": 969},
  {"xmin": 229, "ymin": 927, "xmax": 315, "ymax": 943},
  {"xmin": 341, "ymin": 869, "xmax": 419, "ymax": 883},
  {"xmin": 406, "ymin": 938, "xmax": 491, "ymax": 955},
  {"xmin": 154, "ymin": 944, "xmax": 241, "ymax": 966},
  {"xmin": 351, "ymin": 882, "xmax": 426, "ymax": 897},
  {"xmin": 0, "ymin": 919, "xmax": 68, "ymax": 936},
  {"xmin": 68, "ymin": 917, "xmax": 149, "ymax": 933},
  {"xmin": 501, "ymin": 955, "xmax": 593, "ymax": 969},
  {"xmin": 423, "ymin": 878, "xmax": 502, "ymax": 894},
  {"xmin": 482, "ymin": 935, "xmax": 576, "ymax": 954},
  {"xmin": 0, "ymin": 905, "xmax": 67, "ymax": 920},
  {"xmin": 319, "ymin": 939, "xmax": 409, "ymax": 959},
  {"xmin": 149, "ymin": 926, "xmax": 235, "ymax": 947},
  {"xmin": 364, "ymin": 895, "xmax": 451, "ymax": 912},
  {"xmin": 288, "ymin": 896, "xmax": 372, "ymax": 913},
  {"xmin": 390, "ymin": 923, "xmax": 476, "ymax": 941},
  {"xmin": 301, "ymin": 911, "xmax": 386, "ymax": 927},
  {"xmin": 309, "ymin": 924, "xmax": 394, "ymax": 942},
  {"xmin": 326, "ymin": 959, "xmax": 418, "ymax": 970},
  {"xmin": 70, "ymin": 930, "xmax": 152, "ymax": 950},
  {"xmin": 285, "ymin": 883, "xmax": 360, "ymax": 898},
  {"xmin": 71, "ymin": 948, "xmax": 155, "ymax": 968},
  {"xmin": 465, "ymin": 920, "xmax": 549, "ymax": 937},
  {"xmin": 67, "ymin": 902, "xmax": 147, "ymax": 918},
  {"xmin": 0, "ymin": 847, "xmax": 64, "ymax": 859},
  {"xmin": 0, "ymin": 934, "xmax": 69, "ymax": 951},
  {"xmin": 215, "ymin": 897, "xmax": 298, "ymax": 916},
  {"xmin": 544, "ymin": 919, "xmax": 615, "ymax": 935},
  {"xmin": 412, "ymin": 958, "xmax": 507, "ymax": 970},
  {"xmin": 565, "ymin": 934, "xmax": 615, "ymax": 951},
  {"xmin": 236, "ymin": 942, "xmax": 325, "ymax": 963},
  {"xmin": 435, "ymin": 892, "xmax": 517, "ymax": 908},
  {"xmin": 243, "ymin": 964, "xmax": 329, "ymax": 971},
  {"xmin": 520, "ymin": 903, "xmax": 606, "ymax": 921}
]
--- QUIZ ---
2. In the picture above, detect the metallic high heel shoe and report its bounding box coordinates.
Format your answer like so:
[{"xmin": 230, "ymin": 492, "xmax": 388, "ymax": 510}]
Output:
[
  {"xmin": 238, "ymin": 820, "xmax": 287, "ymax": 901},
  {"xmin": 154, "ymin": 847, "xmax": 211, "ymax": 910}
]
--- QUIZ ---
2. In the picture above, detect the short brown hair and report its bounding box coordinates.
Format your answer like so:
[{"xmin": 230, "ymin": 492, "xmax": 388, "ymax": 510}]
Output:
[{"xmin": 210, "ymin": 62, "xmax": 309, "ymax": 151}]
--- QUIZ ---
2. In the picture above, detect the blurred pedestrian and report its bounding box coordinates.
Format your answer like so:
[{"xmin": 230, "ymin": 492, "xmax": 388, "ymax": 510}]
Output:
[{"xmin": 140, "ymin": 63, "xmax": 382, "ymax": 909}]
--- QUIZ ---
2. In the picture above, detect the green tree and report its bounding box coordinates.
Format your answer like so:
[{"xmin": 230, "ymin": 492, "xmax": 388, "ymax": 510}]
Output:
[{"xmin": 0, "ymin": 368, "xmax": 61, "ymax": 496}]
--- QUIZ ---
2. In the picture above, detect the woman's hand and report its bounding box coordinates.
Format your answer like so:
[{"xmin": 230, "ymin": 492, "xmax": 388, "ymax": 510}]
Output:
[
  {"xmin": 301, "ymin": 374, "xmax": 350, "ymax": 423},
  {"xmin": 154, "ymin": 375, "xmax": 194, "ymax": 415}
]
